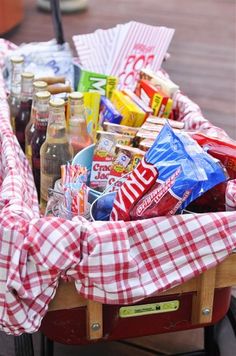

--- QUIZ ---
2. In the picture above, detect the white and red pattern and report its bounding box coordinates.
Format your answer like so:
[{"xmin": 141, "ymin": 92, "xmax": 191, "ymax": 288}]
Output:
[
  {"xmin": 0, "ymin": 40, "xmax": 236, "ymax": 335},
  {"xmin": 73, "ymin": 22, "xmax": 175, "ymax": 89}
]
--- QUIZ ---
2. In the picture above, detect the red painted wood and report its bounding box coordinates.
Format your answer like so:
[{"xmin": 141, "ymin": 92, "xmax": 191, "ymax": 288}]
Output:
[{"xmin": 40, "ymin": 287, "xmax": 231, "ymax": 345}]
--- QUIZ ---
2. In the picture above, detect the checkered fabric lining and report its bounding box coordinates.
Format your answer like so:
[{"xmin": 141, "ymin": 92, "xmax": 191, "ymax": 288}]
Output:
[{"xmin": 0, "ymin": 39, "xmax": 236, "ymax": 335}]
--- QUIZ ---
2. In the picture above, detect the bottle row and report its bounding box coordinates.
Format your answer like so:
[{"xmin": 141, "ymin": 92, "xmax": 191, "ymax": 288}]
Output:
[{"xmin": 8, "ymin": 55, "xmax": 92, "ymax": 209}]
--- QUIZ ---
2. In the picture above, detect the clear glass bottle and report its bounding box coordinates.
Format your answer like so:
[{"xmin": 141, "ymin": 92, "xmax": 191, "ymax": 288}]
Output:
[
  {"xmin": 25, "ymin": 80, "xmax": 48, "ymax": 166},
  {"xmin": 67, "ymin": 92, "xmax": 93, "ymax": 155},
  {"xmin": 40, "ymin": 98, "xmax": 73, "ymax": 208},
  {"xmin": 7, "ymin": 55, "xmax": 24, "ymax": 132},
  {"xmin": 15, "ymin": 72, "xmax": 35, "ymax": 152},
  {"xmin": 31, "ymin": 91, "xmax": 51, "ymax": 201}
]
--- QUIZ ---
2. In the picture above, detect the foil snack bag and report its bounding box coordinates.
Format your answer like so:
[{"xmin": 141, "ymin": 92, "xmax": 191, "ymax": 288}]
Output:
[{"xmin": 110, "ymin": 124, "xmax": 228, "ymax": 221}]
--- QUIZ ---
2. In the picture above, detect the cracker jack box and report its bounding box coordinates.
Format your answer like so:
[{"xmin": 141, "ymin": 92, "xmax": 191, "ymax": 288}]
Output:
[
  {"xmin": 73, "ymin": 61, "xmax": 118, "ymax": 99},
  {"xmin": 135, "ymin": 79, "xmax": 173, "ymax": 118},
  {"xmin": 111, "ymin": 90, "xmax": 146, "ymax": 127},
  {"xmin": 90, "ymin": 131, "xmax": 134, "ymax": 192},
  {"xmin": 106, "ymin": 144, "xmax": 145, "ymax": 191}
]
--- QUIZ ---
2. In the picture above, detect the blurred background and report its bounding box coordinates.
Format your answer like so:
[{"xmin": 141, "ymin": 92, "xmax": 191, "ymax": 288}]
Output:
[{"xmin": 1, "ymin": 0, "xmax": 235, "ymax": 139}]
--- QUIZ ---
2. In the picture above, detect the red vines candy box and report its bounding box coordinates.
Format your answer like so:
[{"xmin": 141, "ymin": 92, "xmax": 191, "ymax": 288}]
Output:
[{"xmin": 110, "ymin": 124, "xmax": 228, "ymax": 221}]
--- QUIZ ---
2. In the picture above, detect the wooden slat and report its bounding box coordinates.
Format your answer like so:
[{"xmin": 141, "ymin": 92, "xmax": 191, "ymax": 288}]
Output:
[
  {"xmin": 86, "ymin": 299, "xmax": 103, "ymax": 340},
  {"xmin": 48, "ymin": 280, "xmax": 87, "ymax": 311},
  {"xmin": 191, "ymin": 267, "xmax": 216, "ymax": 324}
]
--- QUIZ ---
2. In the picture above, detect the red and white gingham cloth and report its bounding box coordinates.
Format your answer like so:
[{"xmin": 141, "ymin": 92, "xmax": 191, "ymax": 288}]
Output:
[{"xmin": 0, "ymin": 39, "xmax": 236, "ymax": 335}]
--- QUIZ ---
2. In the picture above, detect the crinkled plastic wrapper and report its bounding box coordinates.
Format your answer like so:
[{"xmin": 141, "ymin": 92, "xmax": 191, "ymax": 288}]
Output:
[{"xmin": 110, "ymin": 124, "xmax": 228, "ymax": 221}]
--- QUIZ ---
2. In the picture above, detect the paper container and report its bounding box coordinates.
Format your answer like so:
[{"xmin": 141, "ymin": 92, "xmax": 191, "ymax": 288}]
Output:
[{"xmin": 72, "ymin": 144, "xmax": 101, "ymax": 203}]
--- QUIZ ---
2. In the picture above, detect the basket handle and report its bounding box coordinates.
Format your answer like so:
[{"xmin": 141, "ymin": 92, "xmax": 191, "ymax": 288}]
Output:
[{"xmin": 50, "ymin": 0, "xmax": 65, "ymax": 45}]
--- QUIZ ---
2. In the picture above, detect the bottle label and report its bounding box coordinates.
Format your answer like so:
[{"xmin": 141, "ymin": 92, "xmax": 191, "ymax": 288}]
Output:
[{"xmin": 35, "ymin": 119, "xmax": 48, "ymax": 130}]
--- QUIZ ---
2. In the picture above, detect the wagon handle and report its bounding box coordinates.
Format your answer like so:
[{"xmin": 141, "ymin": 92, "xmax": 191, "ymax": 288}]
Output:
[{"xmin": 49, "ymin": 0, "xmax": 65, "ymax": 45}]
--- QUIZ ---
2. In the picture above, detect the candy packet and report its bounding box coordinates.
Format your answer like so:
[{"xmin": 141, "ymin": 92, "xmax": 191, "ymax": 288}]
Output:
[
  {"xmin": 190, "ymin": 132, "xmax": 236, "ymax": 179},
  {"xmin": 110, "ymin": 124, "xmax": 228, "ymax": 221}
]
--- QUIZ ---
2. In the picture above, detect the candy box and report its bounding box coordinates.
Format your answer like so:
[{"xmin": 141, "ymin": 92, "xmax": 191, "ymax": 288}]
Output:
[
  {"xmin": 135, "ymin": 79, "xmax": 173, "ymax": 117},
  {"xmin": 111, "ymin": 90, "xmax": 146, "ymax": 127},
  {"xmin": 83, "ymin": 92, "xmax": 101, "ymax": 141},
  {"xmin": 73, "ymin": 61, "xmax": 118, "ymax": 99},
  {"xmin": 139, "ymin": 67, "xmax": 179, "ymax": 98},
  {"xmin": 103, "ymin": 122, "xmax": 139, "ymax": 136},
  {"xmin": 122, "ymin": 88, "xmax": 153, "ymax": 120},
  {"xmin": 98, "ymin": 96, "xmax": 122, "ymax": 129}
]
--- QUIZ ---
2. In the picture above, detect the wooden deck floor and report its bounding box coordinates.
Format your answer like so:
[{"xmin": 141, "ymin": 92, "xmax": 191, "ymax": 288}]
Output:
[
  {"xmin": 1, "ymin": 0, "xmax": 236, "ymax": 355},
  {"xmin": 3, "ymin": 0, "xmax": 236, "ymax": 139}
]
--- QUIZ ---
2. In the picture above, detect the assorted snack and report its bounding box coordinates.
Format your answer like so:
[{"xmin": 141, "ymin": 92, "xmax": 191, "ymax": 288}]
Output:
[{"xmin": 5, "ymin": 26, "xmax": 236, "ymax": 222}]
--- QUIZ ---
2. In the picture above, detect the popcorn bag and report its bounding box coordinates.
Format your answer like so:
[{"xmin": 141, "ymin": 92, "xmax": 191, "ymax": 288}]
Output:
[{"xmin": 0, "ymin": 16, "xmax": 236, "ymax": 342}]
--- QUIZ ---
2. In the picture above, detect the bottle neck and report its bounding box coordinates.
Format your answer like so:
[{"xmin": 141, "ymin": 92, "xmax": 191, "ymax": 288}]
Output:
[
  {"xmin": 46, "ymin": 106, "xmax": 68, "ymax": 142},
  {"xmin": 11, "ymin": 62, "xmax": 23, "ymax": 97},
  {"xmin": 68, "ymin": 99, "xmax": 88, "ymax": 134},
  {"xmin": 21, "ymin": 78, "xmax": 34, "ymax": 102},
  {"xmin": 35, "ymin": 99, "xmax": 49, "ymax": 132}
]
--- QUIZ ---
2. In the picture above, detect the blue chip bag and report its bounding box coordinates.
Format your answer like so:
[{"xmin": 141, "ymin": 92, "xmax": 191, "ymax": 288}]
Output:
[{"xmin": 111, "ymin": 124, "xmax": 228, "ymax": 221}]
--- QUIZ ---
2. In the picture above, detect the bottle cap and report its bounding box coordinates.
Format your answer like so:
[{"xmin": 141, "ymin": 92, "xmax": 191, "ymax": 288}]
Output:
[
  {"xmin": 10, "ymin": 55, "xmax": 24, "ymax": 64},
  {"xmin": 49, "ymin": 98, "xmax": 65, "ymax": 107},
  {"xmin": 68, "ymin": 92, "xmax": 84, "ymax": 100},
  {"xmin": 21, "ymin": 72, "xmax": 35, "ymax": 79},
  {"xmin": 35, "ymin": 91, "xmax": 51, "ymax": 100},
  {"xmin": 33, "ymin": 80, "xmax": 48, "ymax": 89}
]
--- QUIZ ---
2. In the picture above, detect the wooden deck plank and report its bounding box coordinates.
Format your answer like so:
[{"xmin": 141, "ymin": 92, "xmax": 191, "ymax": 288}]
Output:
[{"xmin": 2, "ymin": 0, "xmax": 236, "ymax": 139}]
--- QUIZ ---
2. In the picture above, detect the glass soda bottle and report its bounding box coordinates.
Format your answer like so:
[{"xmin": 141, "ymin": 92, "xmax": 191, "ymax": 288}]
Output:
[
  {"xmin": 67, "ymin": 92, "xmax": 93, "ymax": 155},
  {"xmin": 40, "ymin": 98, "xmax": 73, "ymax": 208},
  {"xmin": 8, "ymin": 55, "xmax": 24, "ymax": 132},
  {"xmin": 25, "ymin": 80, "xmax": 48, "ymax": 166},
  {"xmin": 31, "ymin": 91, "xmax": 51, "ymax": 201},
  {"xmin": 15, "ymin": 72, "xmax": 34, "ymax": 152}
]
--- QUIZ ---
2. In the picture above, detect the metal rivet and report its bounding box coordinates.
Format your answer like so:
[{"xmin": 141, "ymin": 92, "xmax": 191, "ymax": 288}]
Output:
[
  {"xmin": 91, "ymin": 323, "xmax": 101, "ymax": 331},
  {"xmin": 202, "ymin": 308, "xmax": 211, "ymax": 315}
]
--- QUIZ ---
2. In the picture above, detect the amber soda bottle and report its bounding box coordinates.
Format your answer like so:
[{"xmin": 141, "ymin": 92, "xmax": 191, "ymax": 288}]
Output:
[
  {"xmin": 40, "ymin": 98, "xmax": 73, "ymax": 208},
  {"xmin": 67, "ymin": 92, "xmax": 93, "ymax": 155},
  {"xmin": 15, "ymin": 72, "xmax": 34, "ymax": 152},
  {"xmin": 31, "ymin": 91, "xmax": 51, "ymax": 200},
  {"xmin": 25, "ymin": 80, "xmax": 48, "ymax": 166},
  {"xmin": 8, "ymin": 55, "xmax": 24, "ymax": 132}
]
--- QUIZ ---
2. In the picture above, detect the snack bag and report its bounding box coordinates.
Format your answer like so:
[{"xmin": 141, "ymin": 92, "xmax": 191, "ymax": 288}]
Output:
[
  {"xmin": 110, "ymin": 124, "xmax": 228, "ymax": 221},
  {"xmin": 190, "ymin": 132, "xmax": 236, "ymax": 179}
]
